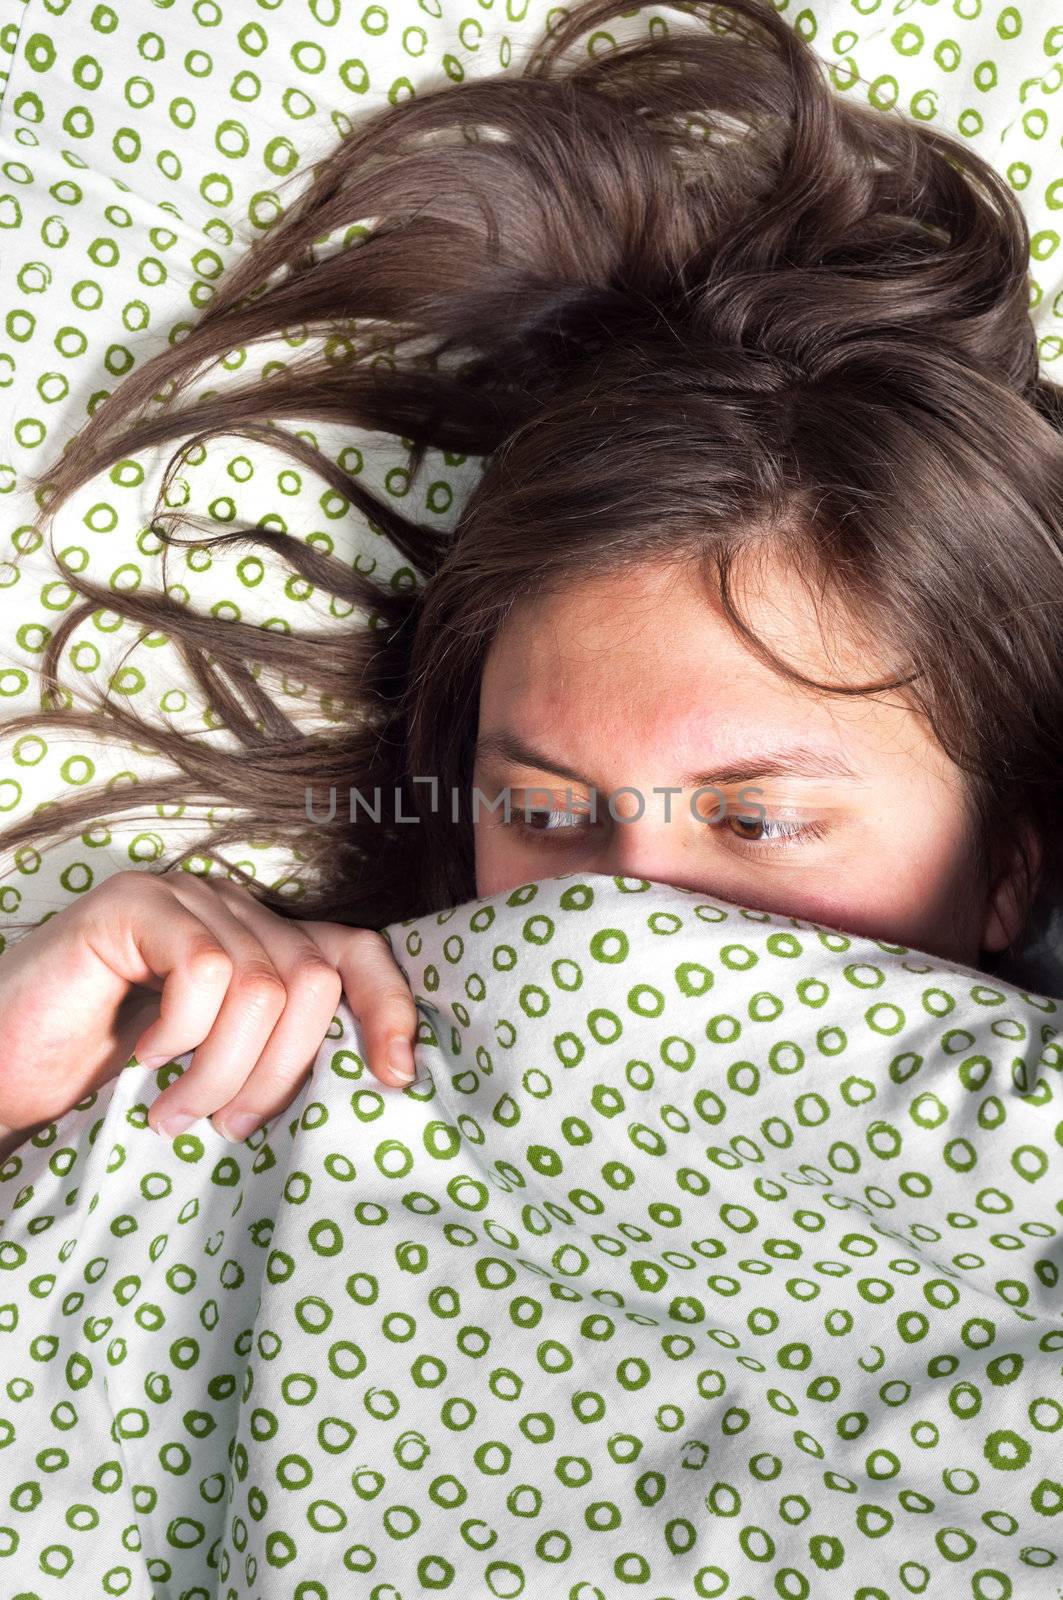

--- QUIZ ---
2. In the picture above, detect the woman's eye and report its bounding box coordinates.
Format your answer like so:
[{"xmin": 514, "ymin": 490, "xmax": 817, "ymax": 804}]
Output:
[
  {"xmin": 724, "ymin": 813, "xmax": 821, "ymax": 845},
  {"xmin": 499, "ymin": 797, "xmax": 825, "ymax": 849},
  {"xmin": 520, "ymin": 808, "xmax": 585, "ymax": 834},
  {"xmin": 728, "ymin": 813, "xmax": 789, "ymax": 843}
]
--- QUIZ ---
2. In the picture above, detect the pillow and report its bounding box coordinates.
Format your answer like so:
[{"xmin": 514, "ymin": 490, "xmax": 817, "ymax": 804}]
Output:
[
  {"xmin": 1, "ymin": 0, "xmax": 1062, "ymax": 935},
  {"xmin": 0, "ymin": 874, "xmax": 1059, "ymax": 1595}
]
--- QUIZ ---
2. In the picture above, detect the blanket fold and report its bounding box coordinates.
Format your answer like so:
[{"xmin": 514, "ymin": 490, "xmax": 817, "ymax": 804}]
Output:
[{"xmin": 1, "ymin": 873, "xmax": 1060, "ymax": 1598}]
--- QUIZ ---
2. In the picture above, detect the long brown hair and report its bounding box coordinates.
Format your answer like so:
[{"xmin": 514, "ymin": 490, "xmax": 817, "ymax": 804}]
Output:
[{"xmin": 3, "ymin": 0, "xmax": 1063, "ymax": 960}]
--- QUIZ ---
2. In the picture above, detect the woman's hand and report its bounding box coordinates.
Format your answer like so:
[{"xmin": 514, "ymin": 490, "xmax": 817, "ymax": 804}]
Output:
[{"xmin": 0, "ymin": 868, "xmax": 420, "ymax": 1158}]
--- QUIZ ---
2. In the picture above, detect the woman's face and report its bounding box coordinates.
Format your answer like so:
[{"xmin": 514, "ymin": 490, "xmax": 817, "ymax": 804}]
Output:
[{"xmin": 472, "ymin": 555, "xmax": 1027, "ymax": 968}]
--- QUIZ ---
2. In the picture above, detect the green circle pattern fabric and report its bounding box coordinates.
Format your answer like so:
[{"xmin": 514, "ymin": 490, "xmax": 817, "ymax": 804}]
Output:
[
  {"xmin": 2, "ymin": 0, "xmax": 1063, "ymax": 933},
  {"xmin": 0, "ymin": 874, "xmax": 1061, "ymax": 1597}
]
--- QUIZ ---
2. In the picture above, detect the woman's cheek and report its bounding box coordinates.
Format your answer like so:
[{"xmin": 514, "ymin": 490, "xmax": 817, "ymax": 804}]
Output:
[{"xmin": 474, "ymin": 821, "xmax": 528, "ymax": 899}]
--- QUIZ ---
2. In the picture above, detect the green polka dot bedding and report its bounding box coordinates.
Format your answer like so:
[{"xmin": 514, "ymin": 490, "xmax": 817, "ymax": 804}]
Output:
[
  {"xmin": 0, "ymin": 875, "xmax": 1060, "ymax": 1597},
  {"xmin": 1, "ymin": 3, "xmax": 1063, "ymax": 1598}
]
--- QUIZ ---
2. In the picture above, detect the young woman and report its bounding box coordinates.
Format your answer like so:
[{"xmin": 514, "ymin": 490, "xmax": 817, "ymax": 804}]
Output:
[{"xmin": 1, "ymin": 0, "xmax": 1062, "ymax": 1160}]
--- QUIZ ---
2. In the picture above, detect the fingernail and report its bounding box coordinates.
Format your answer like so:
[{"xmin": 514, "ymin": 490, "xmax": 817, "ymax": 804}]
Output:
[
  {"xmin": 387, "ymin": 1038, "xmax": 416, "ymax": 1083},
  {"xmin": 214, "ymin": 1111, "xmax": 262, "ymax": 1143},
  {"xmin": 139, "ymin": 1055, "xmax": 170, "ymax": 1070},
  {"xmin": 153, "ymin": 1109, "xmax": 196, "ymax": 1139}
]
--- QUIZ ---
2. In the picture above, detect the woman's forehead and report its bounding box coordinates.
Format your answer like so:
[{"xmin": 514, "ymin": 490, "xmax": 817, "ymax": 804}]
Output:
[
  {"xmin": 477, "ymin": 560, "xmax": 943, "ymax": 786},
  {"xmin": 482, "ymin": 555, "xmax": 871, "ymax": 708},
  {"xmin": 493, "ymin": 550, "xmax": 882, "ymax": 666}
]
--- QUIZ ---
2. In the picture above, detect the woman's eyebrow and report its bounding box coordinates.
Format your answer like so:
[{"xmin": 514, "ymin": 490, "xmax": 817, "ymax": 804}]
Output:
[
  {"xmin": 474, "ymin": 730, "xmax": 861, "ymax": 786},
  {"xmin": 474, "ymin": 731, "xmax": 586, "ymax": 783}
]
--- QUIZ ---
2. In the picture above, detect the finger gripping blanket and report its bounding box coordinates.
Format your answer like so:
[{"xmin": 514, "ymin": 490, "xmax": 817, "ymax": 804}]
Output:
[{"xmin": 0, "ymin": 874, "xmax": 1061, "ymax": 1600}]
